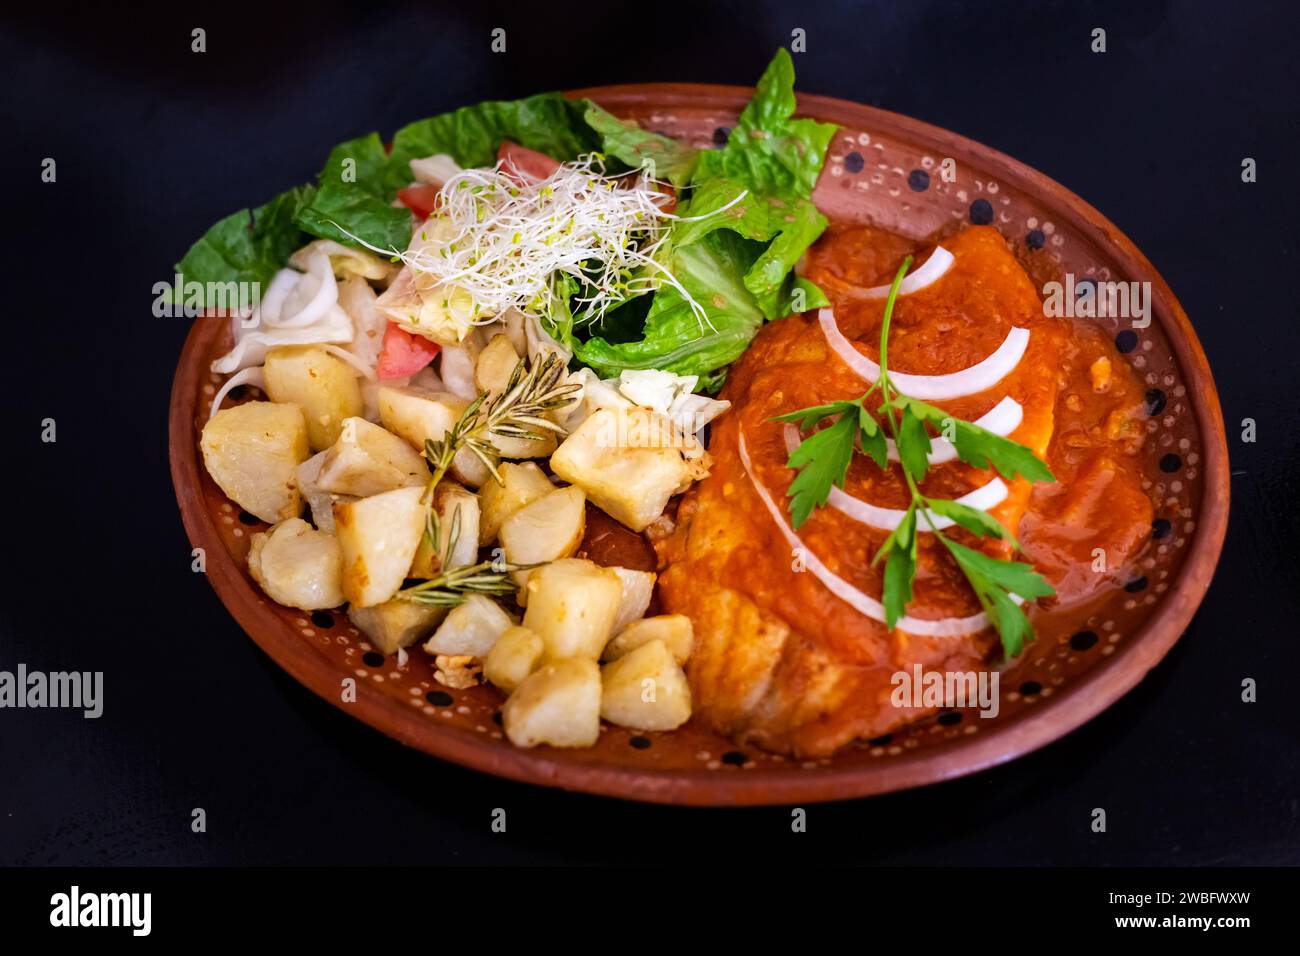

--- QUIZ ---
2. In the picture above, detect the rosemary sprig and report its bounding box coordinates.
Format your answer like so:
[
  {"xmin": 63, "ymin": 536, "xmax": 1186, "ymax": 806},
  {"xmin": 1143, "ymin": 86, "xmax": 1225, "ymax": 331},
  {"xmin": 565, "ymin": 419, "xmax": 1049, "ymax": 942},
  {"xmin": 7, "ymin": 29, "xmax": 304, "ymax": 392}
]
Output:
[
  {"xmin": 422, "ymin": 351, "xmax": 580, "ymax": 494},
  {"xmin": 773, "ymin": 255, "xmax": 1056, "ymax": 658},
  {"xmin": 397, "ymin": 503, "xmax": 538, "ymax": 608}
]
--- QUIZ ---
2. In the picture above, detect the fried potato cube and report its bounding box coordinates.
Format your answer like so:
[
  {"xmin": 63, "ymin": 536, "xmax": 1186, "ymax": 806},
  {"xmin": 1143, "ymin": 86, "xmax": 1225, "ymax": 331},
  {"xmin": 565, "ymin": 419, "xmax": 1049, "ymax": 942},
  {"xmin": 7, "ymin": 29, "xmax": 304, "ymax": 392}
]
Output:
[
  {"xmin": 263, "ymin": 345, "xmax": 364, "ymax": 451},
  {"xmin": 609, "ymin": 567, "xmax": 656, "ymax": 636},
  {"xmin": 599, "ymin": 639, "xmax": 692, "ymax": 731},
  {"xmin": 377, "ymin": 385, "xmax": 465, "ymax": 448},
  {"xmin": 522, "ymin": 558, "xmax": 623, "ymax": 661},
  {"xmin": 296, "ymin": 451, "xmax": 356, "ymax": 534},
  {"xmin": 423, "ymin": 594, "xmax": 516, "ymax": 657},
  {"xmin": 603, "ymin": 614, "xmax": 694, "ymax": 664},
  {"xmin": 503, "ymin": 657, "xmax": 601, "ymax": 748},
  {"xmin": 499, "ymin": 485, "xmax": 586, "ymax": 592},
  {"xmin": 348, "ymin": 599, "xmax": 447, "ymax": 655},
  {"xmin": 316, "ymin": 417, "xmax": 428, "ymax": 497},
  {"xmin": 483, "ymin": 625, "xmax": 545, "ymax": 694},
  {"xmin": 247, "ymin": 517, "xmax": 344, "ymax": 611},
  {"xmin": 334, "ymin": 485, "xmax": 427, "ymax": 607},
  {"xmin": 409, "ymin": 483, "xmax": 480, "ymax": 578},
  {"xmin": 550, "ymin": 407, "xmax": 691, "ymax": 531},
  {"xmin": 377, "ymin": 386, "xmax": 491, "ymax": 487},
  {"xmin": 478, "ymin": 461, "xmax": 554, "ymax": 543},
  {"xmin": 474, "ymin": 333, "xmax": 521, "ymax": 397},
  {"xmin": 201, "ymin": 400, "xmax": 310, "ymax": 523}
]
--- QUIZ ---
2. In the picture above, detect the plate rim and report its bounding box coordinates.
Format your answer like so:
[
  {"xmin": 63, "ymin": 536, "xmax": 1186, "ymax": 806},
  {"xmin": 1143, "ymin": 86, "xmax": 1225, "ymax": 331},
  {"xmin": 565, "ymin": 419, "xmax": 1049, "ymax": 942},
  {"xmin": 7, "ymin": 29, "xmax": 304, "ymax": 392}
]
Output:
[{"xmin": 169, "ymin": 82, "xmax": 1230, "ymax": 806}]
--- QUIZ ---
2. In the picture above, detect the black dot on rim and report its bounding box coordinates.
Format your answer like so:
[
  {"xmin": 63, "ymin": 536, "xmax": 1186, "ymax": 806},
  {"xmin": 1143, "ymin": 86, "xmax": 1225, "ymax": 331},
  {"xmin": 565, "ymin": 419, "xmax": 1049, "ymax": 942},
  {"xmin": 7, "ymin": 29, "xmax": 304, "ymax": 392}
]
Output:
[
  {"xmin": 712, "ymin": 126, "xmax": 730, "ymax": 146},
  {"xmin": 1124, "ymin": 576, "xmax": 1149, "ymax": 593},
  {"xmin": 1026, "ymin": 229, "xmax": 1046, "ymax": 250},
  {"xmin": 1070, "ymin": 630, "xmax": 1099, "ymax": 651},
  {"xmin": 1019, "ymin": 681, "xmax": 1043, "ymax": 696},
  {"xmin": 844, "ymin": 151, "xmax": 865, "ymax": 173},
  {"xmin": 362, "ymin": 651, "xmax": 385, "ymax": 668},
  {"xmin": 1145, "ymin": 388, "xmax": 1167, "ymax": 416},
  {"xmin": 237, "ymin": 510, "xmax": 259, "ymax": 525},
  {"xmin": 492, "ymin": 710, "xmax": 503, "ymax": 725},
  {"xmin": 310, "ymin": 610, "xmax": 334, "ymax": 629},
  {"xmin": 1159, "ymin": 453, "xmax": 1182, "ymax": 473},
  {"xmin": 867, "ymin": 733, "xmax": 893, "ymax": 746},
  {"xmin": 969, "ymin": 198, "xmax": 994, "ymax": 225},
  {"xmin": 907, "ymin": 168, "xmax": 930, "ymax": 191},
  {"xmin": 721, "ymin": 751, "xmax": 748, "ymax": 767},
  {"xmin": 937, "ymin": 711, "xmax": 962, "ymax": 726},
  {"xmin": 629, "ymin": 736, "xmax": 651, "ymax": 750},
  {"xmin": 1115, "ymin": 330, "xmax": 1138, "ymax": 353},
  {"xmin": 1152, "ymin": 517, "xmax": 1172, "ymax": 540},
  {"xmin": 426, "ymin": 690, "xmax": 454, "ymax": 707}
]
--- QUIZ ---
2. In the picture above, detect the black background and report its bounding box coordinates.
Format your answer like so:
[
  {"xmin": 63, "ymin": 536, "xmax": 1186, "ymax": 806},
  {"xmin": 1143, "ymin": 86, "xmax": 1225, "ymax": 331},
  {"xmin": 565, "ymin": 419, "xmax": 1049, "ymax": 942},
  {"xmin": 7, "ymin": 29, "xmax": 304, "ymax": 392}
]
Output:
[{"xmin": 1, "ymin": 0, "xmax": 1297, "ymax": 866}]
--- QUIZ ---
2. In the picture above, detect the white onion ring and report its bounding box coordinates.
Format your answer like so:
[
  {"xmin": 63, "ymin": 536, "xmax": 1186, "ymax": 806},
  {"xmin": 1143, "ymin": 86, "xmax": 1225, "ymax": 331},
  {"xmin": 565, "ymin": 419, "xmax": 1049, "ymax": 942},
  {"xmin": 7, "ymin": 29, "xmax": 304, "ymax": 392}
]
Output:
[
  {"xmin": 271, "ymin": 252, "xmax": 338, "ymax": 329},
  {"xmin": 253, "ymin": 268, "xmax": 299, "ymax": 329},
  {"xmin": 208, "ymin": 366, "xmax": 265, "ymax": 421},
  {"xmin": 321, "ymin": 343, "xmax": 377, "ymax": 381},
  {"xmin": 847, "ymin": 246, "xmax": 954, "ymax": 299},
  {"xmin": 819, "ymin": 308, "xmax": 1029, "ymax": 400},
  {"xmin": 740, "ymin": 432, "xmax": 993, "ymax": 637},
  {"xmin": 780, "ymin": 424, "xmax": 1008, "ymax": 530}
]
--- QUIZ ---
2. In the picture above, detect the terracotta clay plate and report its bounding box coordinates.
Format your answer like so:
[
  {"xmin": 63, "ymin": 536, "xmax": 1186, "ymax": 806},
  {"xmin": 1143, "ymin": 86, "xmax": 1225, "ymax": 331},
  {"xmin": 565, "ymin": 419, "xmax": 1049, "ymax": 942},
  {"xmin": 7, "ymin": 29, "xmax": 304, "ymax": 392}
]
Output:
[{"xmin": 169, "ymin": 83, "xmax": 1229, "ymax": 806}]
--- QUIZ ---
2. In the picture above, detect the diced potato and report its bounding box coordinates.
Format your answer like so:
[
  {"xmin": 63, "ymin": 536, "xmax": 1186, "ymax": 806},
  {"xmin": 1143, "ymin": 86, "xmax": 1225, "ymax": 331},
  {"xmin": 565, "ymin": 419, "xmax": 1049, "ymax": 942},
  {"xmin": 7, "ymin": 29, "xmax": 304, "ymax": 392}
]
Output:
[
  {"xmin": 450, "ymin": 447, "xmax": 493, "ymax": 488},
  {"xmin": 375, "ymin": 386, "xmax": 494, "ymax": 488},
  {"xmin": 474, "ymin": 333, "xmax": 521, "ymax": 396},
  {"xmin": 502, "ymin": 657, "xmax": 601, "ymax": 748},
  {"xmin": 409, "ymin": 483, "xmax": 480, "ymax": 578},
  {"xmin": 263, "ymin": 345, "xmax": 364, "ymax": 451},
  {"xmin": 316, "ymin": 417, "xmax": 428, "ymax": 496},
  {"xmin": 377, "ymin": 386, "xmax": 465, "ymax": 449},
  {"xmin": 600, "ymin": 639, "xmax": 692, "ymax": 731},
  {"xmin": 499, "ymin": 486, "xmax": 586, "ymax": 591},
  {"xmin": 550, "ymin": 407, "xmax": 692, "ymax": 531},
  {"xmin": 522, "ymin": 558, "xmax": 622, "ymax": 661},
  {"xmin": 296, "ymin": 452, "xmax": 356, "ymax": 534},
  {"xmin": 348, "ymin": 599, "xmax": 447, "ymax": 655},
  {"xmin": 247, "ymin": 517, "xmax": 344, "ymax": 611},
  {"xmin": 334, "ymin": 485, "xmax": 427, "ymax": 607},
  {"xmin": 491, "ymin": 428, "xmax": 557, "ymax": 461},
  {"xmin": 423, "ymin": 594, "xmax": 516, "ymax": 657},
  {"xmin": 478, "ymin": 462, "xmax": 554, "ymax": 542},
  {"xmin": 609, "ymin": 568, "xmax": 656, "ymax": 635},
  {"xmin": 483, "ymin": 625, "xmax": 544, "ymax": 694},
  {"xmin": 201, "ymin": 401, "xmax": 309, "ymax": 523},
  {"xmin": 603, "ymin": 614, "xmax": 694, "ymax": 664}
]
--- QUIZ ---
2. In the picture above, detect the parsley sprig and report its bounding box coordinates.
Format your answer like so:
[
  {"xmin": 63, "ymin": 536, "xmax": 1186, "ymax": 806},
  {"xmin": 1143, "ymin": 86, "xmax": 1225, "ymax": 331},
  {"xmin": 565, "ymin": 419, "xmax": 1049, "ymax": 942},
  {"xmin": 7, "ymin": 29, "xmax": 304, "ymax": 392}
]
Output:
[{"xmin": 772, "ymin": 256, "xmax": 1056, "ymax": 657}]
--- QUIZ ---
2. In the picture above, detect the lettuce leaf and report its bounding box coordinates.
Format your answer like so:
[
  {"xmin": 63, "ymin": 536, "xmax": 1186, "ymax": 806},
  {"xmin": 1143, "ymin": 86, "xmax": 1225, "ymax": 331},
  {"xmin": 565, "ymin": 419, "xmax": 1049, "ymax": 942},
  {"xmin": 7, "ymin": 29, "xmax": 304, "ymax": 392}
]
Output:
[
  {"xmin": 574, "ymin": 230, "xmax": 766, "ymax": 378},
  {"xmin": 694, "ymin": 48, "xmax": 837, "ymax": 199},
  {"xmin": 294, "ymin": 134, "xmax": 410, "ymax": 253},
  {"xmin": 582, "ymin": 103, "xmax": 698, "ymax": 186},
  {"xmin": 173, "ymin": 184, "xmax": 316, "ymax": 307},
  {"xmin": 568, "ymin": 49, "xmax": 836, "ymax": 384},
  {"xmin": 388, "ymin": 93, "xmax": 597, "ymax": 189}
]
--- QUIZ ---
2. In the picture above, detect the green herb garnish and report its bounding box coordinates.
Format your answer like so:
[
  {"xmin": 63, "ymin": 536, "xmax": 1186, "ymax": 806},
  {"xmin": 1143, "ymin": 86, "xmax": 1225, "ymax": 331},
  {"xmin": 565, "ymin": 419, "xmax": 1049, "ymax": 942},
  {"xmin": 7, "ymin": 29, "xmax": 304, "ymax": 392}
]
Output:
[
  {"xmin": 397, "ymin": 505, "xmax": 537, "ymax": 608},
  {"xmin": 422, "ymin": 351, "xmax": 579, "ymax": 492},
  {"xmin": 773, "ymin": 256, "xmax": 1056, "ymax": 657}
]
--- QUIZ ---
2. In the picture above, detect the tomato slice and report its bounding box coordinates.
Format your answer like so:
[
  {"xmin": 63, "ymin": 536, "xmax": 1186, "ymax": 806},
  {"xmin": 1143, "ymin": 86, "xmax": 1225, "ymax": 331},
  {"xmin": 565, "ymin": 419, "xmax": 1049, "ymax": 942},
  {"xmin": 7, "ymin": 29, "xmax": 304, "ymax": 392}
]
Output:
[
  {"xmin": 397, "ymin": 184, "xmax": 442, "ymax": 220},
  {"xmin": 497, "ymin": 140, "xmax": 561, "ymax": 183},
  {"xmin": 376, "ymin": 321, "xmax": 441, "ymax": 380}
]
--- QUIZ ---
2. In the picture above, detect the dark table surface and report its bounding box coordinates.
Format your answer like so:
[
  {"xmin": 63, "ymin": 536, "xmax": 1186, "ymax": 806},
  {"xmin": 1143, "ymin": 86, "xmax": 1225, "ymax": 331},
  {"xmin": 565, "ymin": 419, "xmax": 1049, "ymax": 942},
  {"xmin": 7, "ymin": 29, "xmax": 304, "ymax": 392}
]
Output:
[{"xmin": 1, "ymin": 0, "xmax": 1297, "ymax": 866}]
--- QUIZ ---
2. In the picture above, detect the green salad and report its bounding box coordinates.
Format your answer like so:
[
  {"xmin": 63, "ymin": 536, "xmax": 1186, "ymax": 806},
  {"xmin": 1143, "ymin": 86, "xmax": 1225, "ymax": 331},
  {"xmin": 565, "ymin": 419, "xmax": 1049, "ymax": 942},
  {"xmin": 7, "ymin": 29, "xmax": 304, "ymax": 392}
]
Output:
[{"xmin": 176, "ymin": 49, "xmax": 835, "ymax": 394}]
